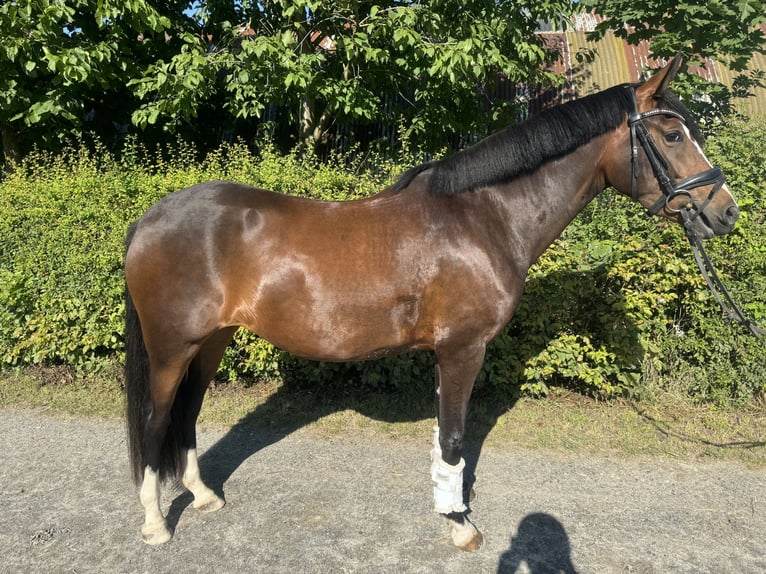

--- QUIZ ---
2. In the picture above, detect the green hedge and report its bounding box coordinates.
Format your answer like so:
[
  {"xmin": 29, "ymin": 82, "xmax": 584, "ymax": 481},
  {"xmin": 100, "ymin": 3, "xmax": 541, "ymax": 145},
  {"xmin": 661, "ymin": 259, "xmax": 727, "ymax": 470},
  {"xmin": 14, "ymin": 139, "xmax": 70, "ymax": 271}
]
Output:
[{"xmin": 1, "ymin": 123, "xmax": 764, "ymax": 404}]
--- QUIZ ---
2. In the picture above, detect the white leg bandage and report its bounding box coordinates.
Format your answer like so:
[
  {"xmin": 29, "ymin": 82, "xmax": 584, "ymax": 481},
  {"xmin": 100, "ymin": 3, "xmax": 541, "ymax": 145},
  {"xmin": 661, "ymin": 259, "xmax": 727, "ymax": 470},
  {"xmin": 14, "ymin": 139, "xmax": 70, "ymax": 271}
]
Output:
[
  {"xmin": 430, "ymin": 426, "xmax": 467, "ymax": 514},
  {"xmin": 431, "ymin": 425, "xmax": 441, "ymax": 460}
]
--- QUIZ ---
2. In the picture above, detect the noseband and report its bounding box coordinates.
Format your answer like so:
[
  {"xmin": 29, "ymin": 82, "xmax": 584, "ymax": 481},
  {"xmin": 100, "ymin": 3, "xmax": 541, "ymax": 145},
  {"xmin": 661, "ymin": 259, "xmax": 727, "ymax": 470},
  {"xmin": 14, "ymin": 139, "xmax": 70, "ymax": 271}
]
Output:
[
  {"xmin": 626, "ymin": 87, "xmax": 763, "ymax": 338},
  {"xmin": 626, "ymin": 87, "xmax": 726, "ymax": 230}
]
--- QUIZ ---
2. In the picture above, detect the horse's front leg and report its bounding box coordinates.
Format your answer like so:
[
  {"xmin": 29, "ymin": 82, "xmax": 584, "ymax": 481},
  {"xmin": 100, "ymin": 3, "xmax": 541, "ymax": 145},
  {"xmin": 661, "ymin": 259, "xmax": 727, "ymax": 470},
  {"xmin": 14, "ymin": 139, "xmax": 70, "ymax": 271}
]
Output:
[{"xmin": 432, "ymin": 343, "xmax": 486, "ymax": 552}]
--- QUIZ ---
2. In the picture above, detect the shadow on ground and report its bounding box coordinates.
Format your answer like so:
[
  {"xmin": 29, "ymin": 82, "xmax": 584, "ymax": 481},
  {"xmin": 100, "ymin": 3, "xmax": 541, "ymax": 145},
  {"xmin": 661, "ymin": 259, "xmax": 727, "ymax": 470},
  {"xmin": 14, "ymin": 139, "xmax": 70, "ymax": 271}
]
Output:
[{"xmin": 497, "ymin": 513, "xmax": 578, "ymax": 574}]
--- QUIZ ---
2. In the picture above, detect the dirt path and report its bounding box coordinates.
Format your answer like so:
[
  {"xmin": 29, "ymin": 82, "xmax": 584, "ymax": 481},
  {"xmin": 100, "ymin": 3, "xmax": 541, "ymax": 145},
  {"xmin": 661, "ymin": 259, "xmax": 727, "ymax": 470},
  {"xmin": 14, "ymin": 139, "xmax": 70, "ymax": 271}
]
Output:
[{"xmin": 1, "ymin": 407, "xmax": 764, "ymax": 573}]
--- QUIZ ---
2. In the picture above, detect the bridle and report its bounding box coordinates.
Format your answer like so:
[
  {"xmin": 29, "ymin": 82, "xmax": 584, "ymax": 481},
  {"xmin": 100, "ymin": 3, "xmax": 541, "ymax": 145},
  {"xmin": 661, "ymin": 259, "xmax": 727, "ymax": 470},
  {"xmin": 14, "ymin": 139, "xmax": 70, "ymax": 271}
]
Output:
[
  {"xmin": 626, "ymin": 86, "xmax": 764, "ymax": 338},
  {"xmin": 627, "ymin": 87, "xmax": 725, "ymax": 220}
]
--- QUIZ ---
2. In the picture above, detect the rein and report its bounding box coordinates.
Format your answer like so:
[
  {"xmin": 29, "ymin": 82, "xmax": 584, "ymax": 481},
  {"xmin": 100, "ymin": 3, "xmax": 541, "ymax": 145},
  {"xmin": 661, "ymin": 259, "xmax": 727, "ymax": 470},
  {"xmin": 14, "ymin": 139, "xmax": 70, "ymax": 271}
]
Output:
[
  {"xmin": 684, "ymin": 224, "xmax": 766, "ymax": 338},
  {"xmin": 626, "ymin": 87, "xmax": 764, "ymax": 339}
]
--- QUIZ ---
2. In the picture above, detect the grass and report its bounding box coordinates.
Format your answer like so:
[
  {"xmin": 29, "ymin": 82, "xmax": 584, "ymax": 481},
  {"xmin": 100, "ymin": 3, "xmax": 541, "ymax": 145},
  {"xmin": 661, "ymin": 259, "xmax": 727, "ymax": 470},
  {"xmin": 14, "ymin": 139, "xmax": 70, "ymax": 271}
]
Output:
[
  {"xmin": 485, "ymin": 392, "xmax": 766, "ymax": 466},
  {"xmin": 1, "ymin": 366, "xmax": 764, "ymax": 467}
]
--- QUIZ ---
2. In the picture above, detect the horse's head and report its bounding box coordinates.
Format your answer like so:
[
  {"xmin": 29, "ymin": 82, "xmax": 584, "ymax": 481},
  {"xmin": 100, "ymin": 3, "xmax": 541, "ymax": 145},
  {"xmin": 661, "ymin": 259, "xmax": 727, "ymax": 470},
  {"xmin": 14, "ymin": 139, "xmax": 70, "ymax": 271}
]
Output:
[{"xmin": 604, "ymin": 57, "xmax": 739, "ymax": 239}]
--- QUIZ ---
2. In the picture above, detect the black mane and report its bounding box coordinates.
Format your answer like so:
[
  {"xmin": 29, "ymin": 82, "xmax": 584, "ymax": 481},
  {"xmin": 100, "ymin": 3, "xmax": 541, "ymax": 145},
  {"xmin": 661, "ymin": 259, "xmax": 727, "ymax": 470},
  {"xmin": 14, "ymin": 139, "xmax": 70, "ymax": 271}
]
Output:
[{"xmin": 391, "ymin": 84, "xmax": 701, "ymax": 196}]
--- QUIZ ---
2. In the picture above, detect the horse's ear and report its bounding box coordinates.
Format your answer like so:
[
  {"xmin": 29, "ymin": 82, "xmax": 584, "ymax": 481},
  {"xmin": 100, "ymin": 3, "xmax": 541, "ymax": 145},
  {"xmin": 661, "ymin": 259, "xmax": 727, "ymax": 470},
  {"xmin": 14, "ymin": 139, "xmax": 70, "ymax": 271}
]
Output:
[{"xmin": 635, "ymin": 54, "xmax": 683, "ymax": 105}]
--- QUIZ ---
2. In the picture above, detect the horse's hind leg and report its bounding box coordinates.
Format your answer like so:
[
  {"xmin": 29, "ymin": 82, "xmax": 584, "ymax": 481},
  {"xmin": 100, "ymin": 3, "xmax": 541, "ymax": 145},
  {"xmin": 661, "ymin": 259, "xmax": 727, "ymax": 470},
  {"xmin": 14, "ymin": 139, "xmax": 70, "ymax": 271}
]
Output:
[
  {"xmin": 432, "ymin": 343, "xmax": 486, "ymax": 552},
  {"xmin": 139, "ymin": 329, "xmax": 234, "ymax": 544},
  {"xmin": 179, "ymin": 328, "xmax": 236, "ymax": 513},
  {"xmin": 139, "ymin": 354, "xmax": 197, "ymax": 545}
]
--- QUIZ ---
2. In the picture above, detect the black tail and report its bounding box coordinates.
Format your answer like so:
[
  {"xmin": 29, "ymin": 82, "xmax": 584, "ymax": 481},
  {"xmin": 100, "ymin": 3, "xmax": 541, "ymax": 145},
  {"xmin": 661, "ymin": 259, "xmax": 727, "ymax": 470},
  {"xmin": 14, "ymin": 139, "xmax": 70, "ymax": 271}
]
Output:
[{"xmin": 124, "ymin": 222, "xmax": 185, "ymax": 485}]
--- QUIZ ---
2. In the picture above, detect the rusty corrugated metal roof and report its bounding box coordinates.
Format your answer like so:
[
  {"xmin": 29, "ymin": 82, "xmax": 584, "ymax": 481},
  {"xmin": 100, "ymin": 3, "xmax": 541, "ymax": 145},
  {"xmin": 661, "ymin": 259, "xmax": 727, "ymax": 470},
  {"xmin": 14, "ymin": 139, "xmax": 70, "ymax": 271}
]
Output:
[{"xmin": 540, "ymin": 29, "xmax": 766, "ymax": 117}]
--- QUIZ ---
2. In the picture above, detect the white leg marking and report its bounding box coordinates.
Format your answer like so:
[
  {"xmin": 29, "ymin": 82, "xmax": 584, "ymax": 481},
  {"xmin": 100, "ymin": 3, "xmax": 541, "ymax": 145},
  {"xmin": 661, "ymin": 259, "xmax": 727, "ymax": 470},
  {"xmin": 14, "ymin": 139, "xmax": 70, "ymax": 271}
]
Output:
[
  {"xmin": 182, "ymin": 448, "xmax": 225, "ymax": 513},
  {"xmin": 139, "ymin": 466, "xmax": 172, "ymax": 545}
]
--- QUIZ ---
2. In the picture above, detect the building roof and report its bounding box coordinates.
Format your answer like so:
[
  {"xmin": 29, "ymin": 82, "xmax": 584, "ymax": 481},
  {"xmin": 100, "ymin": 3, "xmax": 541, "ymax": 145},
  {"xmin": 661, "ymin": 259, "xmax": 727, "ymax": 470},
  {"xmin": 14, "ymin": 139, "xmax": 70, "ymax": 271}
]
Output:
[{"xmin": 538, "ymin": 21, "xmax": 766, "ymax": 117}]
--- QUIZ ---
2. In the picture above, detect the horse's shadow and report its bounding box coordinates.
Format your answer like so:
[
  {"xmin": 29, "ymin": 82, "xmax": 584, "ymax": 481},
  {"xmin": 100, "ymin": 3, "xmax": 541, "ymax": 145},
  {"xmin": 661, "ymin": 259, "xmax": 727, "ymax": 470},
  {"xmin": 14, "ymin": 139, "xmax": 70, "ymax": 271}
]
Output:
[{"xmin": 166, "ymin": 265, "xmax": 642, "ymax": 533}]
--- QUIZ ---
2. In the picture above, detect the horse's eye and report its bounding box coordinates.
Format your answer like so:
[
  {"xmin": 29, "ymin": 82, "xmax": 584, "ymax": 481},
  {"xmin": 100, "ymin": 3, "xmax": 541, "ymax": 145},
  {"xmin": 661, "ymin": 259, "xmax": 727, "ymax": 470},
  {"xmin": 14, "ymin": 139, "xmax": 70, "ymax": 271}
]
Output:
[{"xmin": 664, "ymin": 131, "xmax": 683, "ymax": 144}]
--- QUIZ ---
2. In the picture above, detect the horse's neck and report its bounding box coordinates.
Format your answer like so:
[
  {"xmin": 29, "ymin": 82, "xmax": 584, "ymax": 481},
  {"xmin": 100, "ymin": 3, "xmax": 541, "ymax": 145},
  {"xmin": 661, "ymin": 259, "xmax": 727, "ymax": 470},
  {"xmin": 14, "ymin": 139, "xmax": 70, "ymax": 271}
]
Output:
[{"xmin": 489, "ymin": 135, "xmax": 609, "ymax": 270}]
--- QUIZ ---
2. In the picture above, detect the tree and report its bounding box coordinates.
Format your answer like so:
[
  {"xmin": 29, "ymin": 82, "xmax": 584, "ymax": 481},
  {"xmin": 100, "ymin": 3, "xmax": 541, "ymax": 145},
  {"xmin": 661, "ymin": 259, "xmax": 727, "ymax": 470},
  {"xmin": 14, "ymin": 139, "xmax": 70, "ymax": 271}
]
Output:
[
  {"xmin": 130, "ymin": 1, "xmax": 577, "ymax": 151},
  {"xmin": 584, "ymin": 0, "xmax": 766, "ymax": 70},
  {"xmin": 0, "ymin": 0, "xmax": 190, "ymax": 163},
  {"xmin": 13, "ymin": 2, "xmax": 763, "ymax": 161}
]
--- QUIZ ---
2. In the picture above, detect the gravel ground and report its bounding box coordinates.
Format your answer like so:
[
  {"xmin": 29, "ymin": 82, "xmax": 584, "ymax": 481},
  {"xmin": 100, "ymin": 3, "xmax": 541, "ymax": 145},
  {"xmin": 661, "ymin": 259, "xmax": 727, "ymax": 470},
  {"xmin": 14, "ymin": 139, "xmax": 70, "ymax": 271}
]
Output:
[{"xmin": 1, "ymin": 407, "xmax": 764, "ymax": 573}]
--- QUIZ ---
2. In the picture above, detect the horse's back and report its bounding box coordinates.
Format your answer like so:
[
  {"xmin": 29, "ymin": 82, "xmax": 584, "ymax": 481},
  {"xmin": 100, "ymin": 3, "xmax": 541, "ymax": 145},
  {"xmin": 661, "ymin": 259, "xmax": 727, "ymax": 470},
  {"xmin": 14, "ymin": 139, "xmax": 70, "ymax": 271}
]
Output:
[{"xmin": 133, "ymin": 180, "xmax": 283, "ymax": 226}]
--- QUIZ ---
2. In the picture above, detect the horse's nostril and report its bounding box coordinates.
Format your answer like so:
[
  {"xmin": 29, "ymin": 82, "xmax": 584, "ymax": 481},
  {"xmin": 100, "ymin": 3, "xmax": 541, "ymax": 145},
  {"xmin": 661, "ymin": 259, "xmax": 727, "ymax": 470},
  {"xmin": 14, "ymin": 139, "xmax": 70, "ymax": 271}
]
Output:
[{"xmin": 725, "ymin": 204, "xmax": 740, "ymax": 224}]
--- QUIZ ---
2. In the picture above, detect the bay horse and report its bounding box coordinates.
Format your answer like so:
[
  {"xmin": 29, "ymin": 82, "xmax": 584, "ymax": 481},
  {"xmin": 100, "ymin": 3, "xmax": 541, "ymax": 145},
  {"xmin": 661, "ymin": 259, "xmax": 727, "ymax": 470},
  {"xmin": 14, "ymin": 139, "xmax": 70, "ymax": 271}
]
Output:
[{"xmin": 124, "ymin": 58, "xmax": 739, "ymax": 550}]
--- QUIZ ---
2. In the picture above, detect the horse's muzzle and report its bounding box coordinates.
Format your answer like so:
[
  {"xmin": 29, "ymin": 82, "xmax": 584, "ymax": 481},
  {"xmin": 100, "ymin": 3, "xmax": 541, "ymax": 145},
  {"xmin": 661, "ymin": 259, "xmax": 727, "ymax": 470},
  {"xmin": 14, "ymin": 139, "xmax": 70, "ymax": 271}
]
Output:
[{"xmin": 659, "ymin": 167, "xmax": 738, "ymax": 238}]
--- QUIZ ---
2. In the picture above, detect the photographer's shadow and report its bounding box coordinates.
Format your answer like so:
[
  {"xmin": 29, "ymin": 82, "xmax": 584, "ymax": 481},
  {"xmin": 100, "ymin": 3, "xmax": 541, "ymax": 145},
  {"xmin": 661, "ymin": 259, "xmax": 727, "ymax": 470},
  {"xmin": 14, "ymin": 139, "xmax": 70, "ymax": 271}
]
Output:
[{"xmin": 497, "ymin": 513, "xmax": 578, "ymax": 574}]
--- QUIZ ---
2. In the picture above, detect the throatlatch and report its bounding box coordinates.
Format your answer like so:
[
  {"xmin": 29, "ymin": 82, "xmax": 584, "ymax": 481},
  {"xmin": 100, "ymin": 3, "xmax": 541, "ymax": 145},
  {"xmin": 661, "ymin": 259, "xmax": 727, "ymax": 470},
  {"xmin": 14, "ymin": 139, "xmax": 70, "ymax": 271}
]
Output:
[{"xmin": 430, "ymin": 426, "xmax": 467, "ymax": 514}]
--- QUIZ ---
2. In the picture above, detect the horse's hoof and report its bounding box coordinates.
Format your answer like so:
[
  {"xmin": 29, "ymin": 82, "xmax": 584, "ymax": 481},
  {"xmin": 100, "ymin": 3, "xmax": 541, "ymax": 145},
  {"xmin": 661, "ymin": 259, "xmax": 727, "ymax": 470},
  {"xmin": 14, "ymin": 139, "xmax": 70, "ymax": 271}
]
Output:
[
  {"xmin": 194, "ymin": 494, "xmax": 225, "ymax": 514},
  {"xmin": 450, "ymin": 517, "xmax": 484, "ymax": 552},
  {"xmin": 457, "ymin": 529, "xmax": 483, "ymax": 552},
  {"xmin": 141, "ymin": 522, "xmax": 172, "ymax": 545}
]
